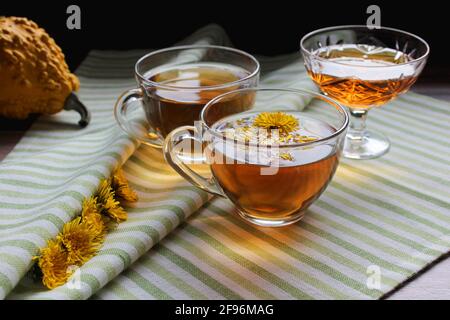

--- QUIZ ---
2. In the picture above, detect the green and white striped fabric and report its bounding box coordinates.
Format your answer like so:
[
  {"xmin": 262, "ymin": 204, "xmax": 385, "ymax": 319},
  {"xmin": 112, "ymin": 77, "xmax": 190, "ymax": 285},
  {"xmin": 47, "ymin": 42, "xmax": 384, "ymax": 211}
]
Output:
[{"xmin": 2, "ymin": 25, "xmax": 450, "ymax": 300}]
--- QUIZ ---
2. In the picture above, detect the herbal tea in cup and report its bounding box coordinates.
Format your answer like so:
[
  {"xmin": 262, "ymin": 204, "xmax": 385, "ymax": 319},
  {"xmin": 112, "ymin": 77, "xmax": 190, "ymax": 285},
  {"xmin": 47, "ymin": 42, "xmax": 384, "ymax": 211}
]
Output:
[
  {"xmin": 164, "ymin": 88, "xmax": 348, "ymax": 227},
  {"xmin": 114, "ymin": 45, "xmax": 259, "ymax": 148}
]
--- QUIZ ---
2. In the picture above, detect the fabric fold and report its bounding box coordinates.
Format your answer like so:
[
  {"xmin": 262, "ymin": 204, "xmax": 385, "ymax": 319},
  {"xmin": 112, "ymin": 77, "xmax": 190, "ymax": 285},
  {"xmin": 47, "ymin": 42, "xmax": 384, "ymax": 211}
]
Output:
[{"xmin": 0, "ymin": 24, "xmax": 234, "ymax": 299}]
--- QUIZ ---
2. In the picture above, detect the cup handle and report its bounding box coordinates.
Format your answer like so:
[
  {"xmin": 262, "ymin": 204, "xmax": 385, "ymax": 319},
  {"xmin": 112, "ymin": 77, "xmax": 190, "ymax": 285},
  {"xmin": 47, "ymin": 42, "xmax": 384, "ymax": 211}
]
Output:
[
  {"xmin": 114, "ymin": 88, "xmax": 163, "ymax": 147},
  {"xmin": 163, "ymin": 125, "xmax": 226, "ymax": 197}
]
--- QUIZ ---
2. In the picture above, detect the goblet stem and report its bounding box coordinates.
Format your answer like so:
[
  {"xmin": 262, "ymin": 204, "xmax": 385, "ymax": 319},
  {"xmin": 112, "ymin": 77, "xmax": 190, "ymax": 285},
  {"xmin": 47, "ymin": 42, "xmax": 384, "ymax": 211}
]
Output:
[
  {"xmin": 343, "ymin": 108, "xmax": 390, "ymax": 160},
  {"xmin": 347, "ymin": 108, "xmax": 368, "ymax": 143}
]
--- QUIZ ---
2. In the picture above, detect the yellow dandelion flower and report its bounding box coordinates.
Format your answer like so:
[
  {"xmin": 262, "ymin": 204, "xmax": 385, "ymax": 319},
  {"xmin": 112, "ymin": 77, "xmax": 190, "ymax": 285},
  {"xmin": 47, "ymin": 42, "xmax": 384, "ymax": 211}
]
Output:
[
  {"xmin": 103, "ymin": 197, "xmax": 127, "ymax": 223},
  {"xmin": 97, "ymin": 179, "xmax": 127, "ymax": 223},
  {"xmin": 58, "ymin": 217, "xmax": 104, "ymax": 265},
  {"xmin": 37, "ymin": 239, "xmax": 71, "ymax": 289},
  {"xmin": 253, "ymin": 112, "xmax": 299, "ymax": 135},
  {"xmin": 111, "ymin": 169, "xmax": 138, "ymax": 202},
  {"xmin": 81, "ymin": 197, "xmax": 107, "ymax": 237}
]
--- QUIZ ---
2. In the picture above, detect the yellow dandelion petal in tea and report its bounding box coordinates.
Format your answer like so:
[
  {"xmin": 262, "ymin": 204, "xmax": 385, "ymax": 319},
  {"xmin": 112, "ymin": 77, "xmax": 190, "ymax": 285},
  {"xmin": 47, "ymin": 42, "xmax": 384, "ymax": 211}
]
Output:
[
  {"xmin": 97, "ymin": 179, "xmax": 127, "ymax": 223},
  {"xmin": 58, "ymin": 217, "xmax": 104, "ymax": 265},
  {"xmin": 81, "ymin": 197, "xmax": 106, "ymax": 237},
  {"xmin": 37, "ymin": 239, "xmax": 71, "ymax": 289},
  {"xmin": 111, "ymin": 169, "xmax": 138, "ymax": 202},
  {"xmin": 280, "ymin": 152, "xmax": 294, "ymax": 161},
  {"xmin": 294, "ymin": 135, "xmax": 319, "ymax": 143},
  {"xmin": 253, "ymin": 112, "xmax": 299, "ymax": 134}
]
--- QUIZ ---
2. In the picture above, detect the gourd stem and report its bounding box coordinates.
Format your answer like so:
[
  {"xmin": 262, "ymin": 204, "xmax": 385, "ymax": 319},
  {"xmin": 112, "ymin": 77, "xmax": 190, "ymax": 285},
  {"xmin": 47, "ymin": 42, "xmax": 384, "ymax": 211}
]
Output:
[{"xmin": 64, "ymin": 92, "xmax": 91, "ymax": 127}]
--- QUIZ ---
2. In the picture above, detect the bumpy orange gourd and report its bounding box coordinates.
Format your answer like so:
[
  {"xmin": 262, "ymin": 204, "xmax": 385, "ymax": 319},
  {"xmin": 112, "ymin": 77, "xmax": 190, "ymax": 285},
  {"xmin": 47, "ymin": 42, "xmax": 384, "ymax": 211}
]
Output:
[{"xmin": 0, "ymin": 16, "xmax": 80, "ymax": 119}]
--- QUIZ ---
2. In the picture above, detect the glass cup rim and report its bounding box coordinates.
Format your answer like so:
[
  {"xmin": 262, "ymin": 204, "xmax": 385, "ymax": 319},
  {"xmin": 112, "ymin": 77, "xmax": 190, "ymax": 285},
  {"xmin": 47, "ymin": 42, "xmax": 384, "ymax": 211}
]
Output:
[
  {"xmin": 299, "ymin": 25, "xmax": 430, "ymax": 68},
  {"xmin": 134, "ymin": 44, "xmax": 260, "ymax": 90},
  {"xmin": 200, "ymin": 87, "xmax": 349, "ymax": 149}
]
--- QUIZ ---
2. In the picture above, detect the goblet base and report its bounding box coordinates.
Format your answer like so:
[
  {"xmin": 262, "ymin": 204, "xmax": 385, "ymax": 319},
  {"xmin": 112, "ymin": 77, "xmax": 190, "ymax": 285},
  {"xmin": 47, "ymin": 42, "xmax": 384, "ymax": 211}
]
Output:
[{"xmin": 343, "ymin": 129, "xmax": 390, "ymax": 160}]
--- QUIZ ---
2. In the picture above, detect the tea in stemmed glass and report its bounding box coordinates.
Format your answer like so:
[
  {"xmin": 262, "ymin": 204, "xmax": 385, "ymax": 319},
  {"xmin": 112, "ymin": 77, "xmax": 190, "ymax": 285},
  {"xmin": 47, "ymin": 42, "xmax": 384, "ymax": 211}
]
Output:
[{"xmin": 301, "ymin": 26, "xmax": 429, "ymax": 159}]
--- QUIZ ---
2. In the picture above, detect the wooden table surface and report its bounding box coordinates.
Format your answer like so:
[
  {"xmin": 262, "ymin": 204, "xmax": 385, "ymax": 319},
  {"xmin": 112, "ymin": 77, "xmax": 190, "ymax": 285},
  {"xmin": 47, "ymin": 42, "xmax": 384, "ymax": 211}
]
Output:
[{"xmin": 0, "ymin": 83, "xmax": 449, "ymax": 300}]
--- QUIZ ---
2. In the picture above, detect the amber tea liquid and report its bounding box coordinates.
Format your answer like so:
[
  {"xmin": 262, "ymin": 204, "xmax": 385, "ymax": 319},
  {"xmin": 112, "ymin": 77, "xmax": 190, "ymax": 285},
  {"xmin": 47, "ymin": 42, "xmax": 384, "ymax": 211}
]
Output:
[
  {"xmin": 308, "ymin": 44, "xmax": 417, "ymax": 108},
  {"xmin": 143, "ymin": 62, "xmax": 251, "ymax": 137},
  {"xmin": 207, "ymin": 112, "xmax": 339, "ymax": 222}
]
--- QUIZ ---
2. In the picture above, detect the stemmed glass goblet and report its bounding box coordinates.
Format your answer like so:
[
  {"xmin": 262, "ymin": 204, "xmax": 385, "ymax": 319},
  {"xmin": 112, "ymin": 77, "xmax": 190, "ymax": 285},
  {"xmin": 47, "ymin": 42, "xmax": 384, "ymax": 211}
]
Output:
[{"xmin": 301, "ymin": 25, "xmax": 429, "ymax": 159}]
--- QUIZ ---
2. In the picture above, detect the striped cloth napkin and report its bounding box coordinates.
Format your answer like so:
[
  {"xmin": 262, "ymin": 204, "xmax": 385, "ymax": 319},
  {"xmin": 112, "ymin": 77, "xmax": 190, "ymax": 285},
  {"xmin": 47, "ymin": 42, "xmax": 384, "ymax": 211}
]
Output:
[{"xmin": 2, "ymin": 25, "xmax": 450, "ymax": 300}]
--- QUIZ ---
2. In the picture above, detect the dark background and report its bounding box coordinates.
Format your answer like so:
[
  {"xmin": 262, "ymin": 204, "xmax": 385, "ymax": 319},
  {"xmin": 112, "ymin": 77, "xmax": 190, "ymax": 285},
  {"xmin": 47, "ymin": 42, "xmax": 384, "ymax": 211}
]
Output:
[{"xmin": 1, "ymin": 0, "xmax": 448, "ymax": 83}]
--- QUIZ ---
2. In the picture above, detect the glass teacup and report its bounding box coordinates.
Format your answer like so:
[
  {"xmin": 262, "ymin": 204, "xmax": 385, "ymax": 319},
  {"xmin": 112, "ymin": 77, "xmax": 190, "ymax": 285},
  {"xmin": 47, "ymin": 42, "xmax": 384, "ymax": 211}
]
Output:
[
  {"xmin": 163, "ymin": 88, "xmax": 349, "ymax": 227},
  {"xmin": 114, "ymin": 45, "xmax": 260, "ymax": 148}
]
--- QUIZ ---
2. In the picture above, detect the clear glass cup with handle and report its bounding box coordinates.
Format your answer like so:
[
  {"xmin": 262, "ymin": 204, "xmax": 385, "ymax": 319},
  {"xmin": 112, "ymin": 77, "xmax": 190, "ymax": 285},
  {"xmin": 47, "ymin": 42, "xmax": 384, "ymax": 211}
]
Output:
[
  {"xmin": 114, "ymin": 45, "xmax": 260, "ymax": 148},
  {"xmin": 164, "ymin": 88, "xmax": 349, "ymax": 227}
]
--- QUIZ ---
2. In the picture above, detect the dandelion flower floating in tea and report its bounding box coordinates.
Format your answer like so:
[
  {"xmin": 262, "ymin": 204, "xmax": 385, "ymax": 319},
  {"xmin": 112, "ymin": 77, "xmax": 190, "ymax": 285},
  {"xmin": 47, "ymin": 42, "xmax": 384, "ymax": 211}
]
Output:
[
  {"xmin": 219, "ymin": 112, "xmax": 322, "ymax": 161},
  {"xmin": 252, "ymin": 112, "xmax": 319, "ymax": 144},
  {"xmin": 218, "ymin": 112, "xmax": 323, "ymax": 162},
  {"xmin": 253, "ymin": 112, "xmax": 299, "ymax": 135}
]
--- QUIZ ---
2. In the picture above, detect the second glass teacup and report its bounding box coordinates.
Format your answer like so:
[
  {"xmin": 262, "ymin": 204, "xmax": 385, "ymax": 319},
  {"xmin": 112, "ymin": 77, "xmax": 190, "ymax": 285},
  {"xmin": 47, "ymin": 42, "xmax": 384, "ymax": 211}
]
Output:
[
  {"xmin": 164, "ymin": 88, "xmax": 349, "ymax": 227},
  {"xmin": 114, "ymin": 45, "xmax": 260, "ymax": 148}
]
